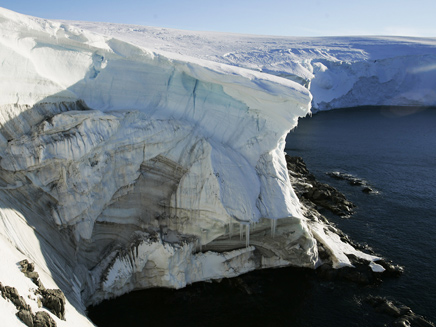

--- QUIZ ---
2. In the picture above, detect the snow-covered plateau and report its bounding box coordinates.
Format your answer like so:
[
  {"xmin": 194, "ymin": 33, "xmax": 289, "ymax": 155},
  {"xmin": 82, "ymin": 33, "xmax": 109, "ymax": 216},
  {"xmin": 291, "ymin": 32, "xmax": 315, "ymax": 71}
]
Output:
[{"xmin": 0, "ymin": 7, "xmax": 435, "ymax": 326}]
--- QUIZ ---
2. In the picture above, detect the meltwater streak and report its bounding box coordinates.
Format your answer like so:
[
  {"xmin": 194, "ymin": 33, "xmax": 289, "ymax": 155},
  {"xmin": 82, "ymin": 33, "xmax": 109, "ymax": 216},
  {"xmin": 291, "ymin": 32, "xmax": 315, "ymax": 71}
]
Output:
[{"xmin": 286, "ymin": 106, "xmax": 436, "ymax": 321}]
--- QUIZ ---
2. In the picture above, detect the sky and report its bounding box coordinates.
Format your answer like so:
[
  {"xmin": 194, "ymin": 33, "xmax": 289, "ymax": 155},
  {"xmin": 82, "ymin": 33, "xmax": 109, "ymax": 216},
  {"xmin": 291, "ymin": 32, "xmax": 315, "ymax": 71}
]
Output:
[{"xmin": 1, "ymin": 0, "xmax": 436, "ymax": 37}]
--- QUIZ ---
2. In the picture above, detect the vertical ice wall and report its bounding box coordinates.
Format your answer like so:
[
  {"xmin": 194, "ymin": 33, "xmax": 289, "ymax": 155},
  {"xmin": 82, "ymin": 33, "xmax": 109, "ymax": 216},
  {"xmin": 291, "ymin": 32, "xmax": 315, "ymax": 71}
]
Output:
[{"xmin": 0, "ymin": 7, "xmax": 320, "ymax": 311}]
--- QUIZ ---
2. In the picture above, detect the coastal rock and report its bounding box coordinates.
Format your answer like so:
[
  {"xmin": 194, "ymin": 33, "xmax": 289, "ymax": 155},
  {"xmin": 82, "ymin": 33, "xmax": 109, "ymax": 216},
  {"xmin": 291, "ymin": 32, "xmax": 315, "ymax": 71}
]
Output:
[
  {"xmin": 377, "ymin": 260, "xmax": 405, "ymax": 277},
  {"xmin": 362, "ymin": 186, "xmax": 373, "ymax": 193},
  {"xmin": 366, "ymin": 296, "xmax": 434, "ymax": 327},
  {"xmin": 286, "ymin": 155, "xmax": 355, "ymax": 216},
  {"xmin": 316, "ymin": 258, "xmax": 380, "ymax": 285},
  {"xmin": 326, "ymin": 171, "xmax": 377, "ymax": 194}
]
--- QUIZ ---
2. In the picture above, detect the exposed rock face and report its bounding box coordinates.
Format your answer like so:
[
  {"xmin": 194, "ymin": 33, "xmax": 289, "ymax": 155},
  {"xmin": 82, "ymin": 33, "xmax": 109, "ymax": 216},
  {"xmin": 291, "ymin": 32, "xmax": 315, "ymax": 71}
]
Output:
[
  {"xmin": 33, "ymin": 312, "xmax": 56, "ymax": 327},
  {"xmin": 19, "ymin": 259, "xmax": 66, "ymax": 321},
  {"xmin": 0, "ymin": 279, "xmax": 61, "ymax": 327},
  {"xmin": 286, "ymin": 156, "xmax": 355, "ymax": 216},
  {"xmin": 38, "ymin": 289, "xmax": 66, "ymax": 321},
  {"xmin": 17, "ymin": 309, "xmax": 35, "ymax": 327},
  {"xmin": 1, "ymin": 284, "xmax": 31, "ymax": 312}
]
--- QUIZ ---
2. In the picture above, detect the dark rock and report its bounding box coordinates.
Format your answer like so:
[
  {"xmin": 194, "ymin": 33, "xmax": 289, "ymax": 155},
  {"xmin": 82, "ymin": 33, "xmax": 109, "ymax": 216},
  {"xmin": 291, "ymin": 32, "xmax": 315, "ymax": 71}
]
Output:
[
  {"xmin": 35, "ymin": 278, "xmax": 45, "ymax": 290},
  {"xmin": 16, "ymin": 309, "xmax": 34, "ymax": 327},
  {"xmin": 377, "ymin": 259, "xmax": 404, "ymax": 277},
  {"xmin": 396, "ymin": 304, "xmax": 413, "ymax": 316},
  {"xmin": 0, "ymin": 282, "xmax": 5, "ymax": 299},
  {"xmin": 407, "ymin": 315, "xmax": 435, "ymax": 327},
  {"xmin": 326, "ymin": 171, "xmax": 377, "ymax": 194},
  {"xmin": 4, "ymin": 286, "xmax": 30, "ymax": 311},
  {"xmin": 366, "ymin": 296, "xmax": 435, "ymax": 327},
  {"xmin": 366, "ymin": 296, "xmax": 402, "ymax": 317},
  {"xmin": 25, "ymin": 271, "xmax": 39, "ymax": 280},
  {"xmin": 19, "ymin": 259, "xmax": 43, "ymax": 287},
  {"xmin": 19, "ymin": 259, "xmax": 35, "ymax": 273},
  {"xmin": 316, "ymin": 254, "xmax": 385, "ymax": 285},
  {"xmin": 304, "ymin": 181, "xmax": 355, "ymax": 216},
  {"xmin": 286, "ymin": 155, "xmax": 356, "ymax": 216},
  {"xmin": 33, "ymin": 311, "xmax": 56, "ymax": 327},
  {"xmin": 375, "ymin": 300, "xmax": 402, "ymax": 317},
  {"xmin": 227, "ymin": 275, "xmax": 263, "ymax": 295},
  {"xmin": 38, "ymin": 289, "xmax": 66, "ymax": 320},
  {"xmin": 391, "ymin": 315, "xmax": 435, "ymax": 327},
  {"xmin": 317, "ymin": 244, "xmax": 330, "ymax": 261},
  {"xmin": 390, "ymin": 316, "xmax": 412, "ymax": 327},
  {"xmin": 340, "ymin": 267, "xmax": 372, "ymax": 284},
  {"xmin": 316, "ymin": 263, "xmax": 338, "ymax": 281},
  {"xmin": 25, "ymin": 271, "xmax": 42, "ymax": 287},
  {"xmin": 286, "ymin": 155, "xmax": 315, "ymax": 181}
]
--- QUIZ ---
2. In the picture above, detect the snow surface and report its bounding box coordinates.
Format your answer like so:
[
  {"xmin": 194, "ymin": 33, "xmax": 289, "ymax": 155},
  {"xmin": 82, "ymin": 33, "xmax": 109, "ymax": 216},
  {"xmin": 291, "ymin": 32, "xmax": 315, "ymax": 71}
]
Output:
[
  {"xmin": 64, "ymin": 21, "xmax": 436, "ymax": 110},
  {"xmin": 0, "ymin": 6, "xmax": 432, "ymax": 326}
]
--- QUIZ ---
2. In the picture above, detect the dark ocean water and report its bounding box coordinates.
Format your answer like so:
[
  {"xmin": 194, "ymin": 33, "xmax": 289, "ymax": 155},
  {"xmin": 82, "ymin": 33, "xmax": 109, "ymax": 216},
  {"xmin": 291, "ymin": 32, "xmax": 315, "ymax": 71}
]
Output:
[{"xmin": 88, "ymin": 106, "xmax": 436, "ymax": 327}]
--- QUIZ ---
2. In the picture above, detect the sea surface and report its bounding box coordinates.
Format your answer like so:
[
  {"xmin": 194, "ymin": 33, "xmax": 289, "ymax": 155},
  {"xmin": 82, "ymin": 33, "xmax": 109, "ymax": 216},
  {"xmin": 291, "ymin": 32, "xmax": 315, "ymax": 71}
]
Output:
[{"xmin": 88, "ymin": 106, "xmax": 436, "ymax": 327}]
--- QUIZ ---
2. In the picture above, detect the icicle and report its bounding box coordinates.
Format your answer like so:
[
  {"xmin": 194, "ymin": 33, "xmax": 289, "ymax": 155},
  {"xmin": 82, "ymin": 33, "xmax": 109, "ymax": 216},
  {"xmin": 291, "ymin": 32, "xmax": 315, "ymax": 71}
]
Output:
[
  {"xmin": 240, "ymin": 223, "xmax": 244, "ymax": 241},
  {"xmin": 271, "ymin": 219, "xmax": 277, "ymax": 238},
  {"xmin": 245, "ymin": 224, "xmax": 250, "ymax": 247},
  {"xmin": 229, "ymin": 217, "xmax": 233, "ymax": 239}
]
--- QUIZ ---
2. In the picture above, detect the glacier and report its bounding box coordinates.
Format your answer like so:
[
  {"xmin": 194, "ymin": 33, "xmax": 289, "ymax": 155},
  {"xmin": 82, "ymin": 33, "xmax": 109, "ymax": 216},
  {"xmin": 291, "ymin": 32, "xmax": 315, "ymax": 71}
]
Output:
[
  {"xmin": 70, "ymin": 21, "xmax": 436, "ymax": 110},
  {"xmin": 1, "ymin": 7, "xmax": 436, "ymax": 327}
]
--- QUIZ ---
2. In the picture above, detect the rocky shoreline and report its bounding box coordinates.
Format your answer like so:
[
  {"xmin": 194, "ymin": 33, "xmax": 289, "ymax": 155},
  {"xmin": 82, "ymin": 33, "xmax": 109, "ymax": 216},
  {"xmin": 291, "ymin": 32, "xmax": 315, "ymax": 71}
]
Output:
[
  {"xmin": 286, "ymin": 155, "xmax": 356, "ymax": 217},
  {"xmin": 285, "ymin": 154, "xmax": 434, "ymax": 327},
  {"xmin": 285, "ymin": 155, "xmax": 404, "ymax": 280}
]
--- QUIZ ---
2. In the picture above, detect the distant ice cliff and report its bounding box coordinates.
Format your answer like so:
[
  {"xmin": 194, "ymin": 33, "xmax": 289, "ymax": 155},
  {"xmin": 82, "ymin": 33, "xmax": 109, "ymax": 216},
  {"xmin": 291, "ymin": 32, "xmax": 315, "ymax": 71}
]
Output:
[{"xmin": 72, "ymin": 21, "xmax": 436, "ymax": 110}]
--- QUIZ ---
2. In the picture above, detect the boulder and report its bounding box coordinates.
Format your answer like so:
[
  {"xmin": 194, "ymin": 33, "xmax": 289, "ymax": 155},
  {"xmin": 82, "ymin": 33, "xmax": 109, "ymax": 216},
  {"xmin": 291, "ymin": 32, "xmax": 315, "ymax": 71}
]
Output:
[
  {"xmin": 38, "ymin": 289, "xmax": 66, "ymax": 320},
  {"xmin": 16, "ymin": 309, "xmax": 34, "ymax": 327},
  {"xmin": 33, "ymin": 311, "xmax": 56, "ymax": 327}
]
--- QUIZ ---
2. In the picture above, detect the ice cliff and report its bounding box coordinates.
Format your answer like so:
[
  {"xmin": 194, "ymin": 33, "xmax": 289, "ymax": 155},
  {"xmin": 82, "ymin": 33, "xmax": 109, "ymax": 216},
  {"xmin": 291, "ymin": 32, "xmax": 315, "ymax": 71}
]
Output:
[
  {"xmin": 1, "ymin": 7, "xmax": 434, "ymax": 327},
  {"xmin": 74, "ymin": 22, "xmax": 436, "ymax": 110}
]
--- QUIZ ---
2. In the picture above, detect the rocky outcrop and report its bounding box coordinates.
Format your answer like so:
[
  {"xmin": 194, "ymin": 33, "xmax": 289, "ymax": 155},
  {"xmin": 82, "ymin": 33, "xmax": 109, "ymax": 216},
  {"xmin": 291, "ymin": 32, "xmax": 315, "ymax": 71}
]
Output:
[
  {"xmin": 366, "ymin": 296, "xmax": 434, "ymax": 327},
  {"xmin": 33, "ymin": 312, "xmax": 57, "ymax": 327},
  {"xmin": 0, "ymin": 281, "xmax": 58, "ymax": 327},
  {"xmin": 285, "ymin": 155, "xmax": 434, "ymax": 326},
  {"xmin": 286, "ymin": 155, "xmax": 355, "ymax": 216},
  {"xmin": 285, "ymin": 155, "xmax": 407, "ymax": 285},
  {"xmin": 327, "ymin": 171, "xmax": 377, "ymax": 194},
  {"xmin": 37, "ymin": 289, "xmax": 66, "ymax": 321},
  {"xmin": 0, "ymin": 283, "xmax": 32, "ymax": 313},
  {"xmin": 18, "ymin": 260, "xmax": 66, "ymax": 322}
]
